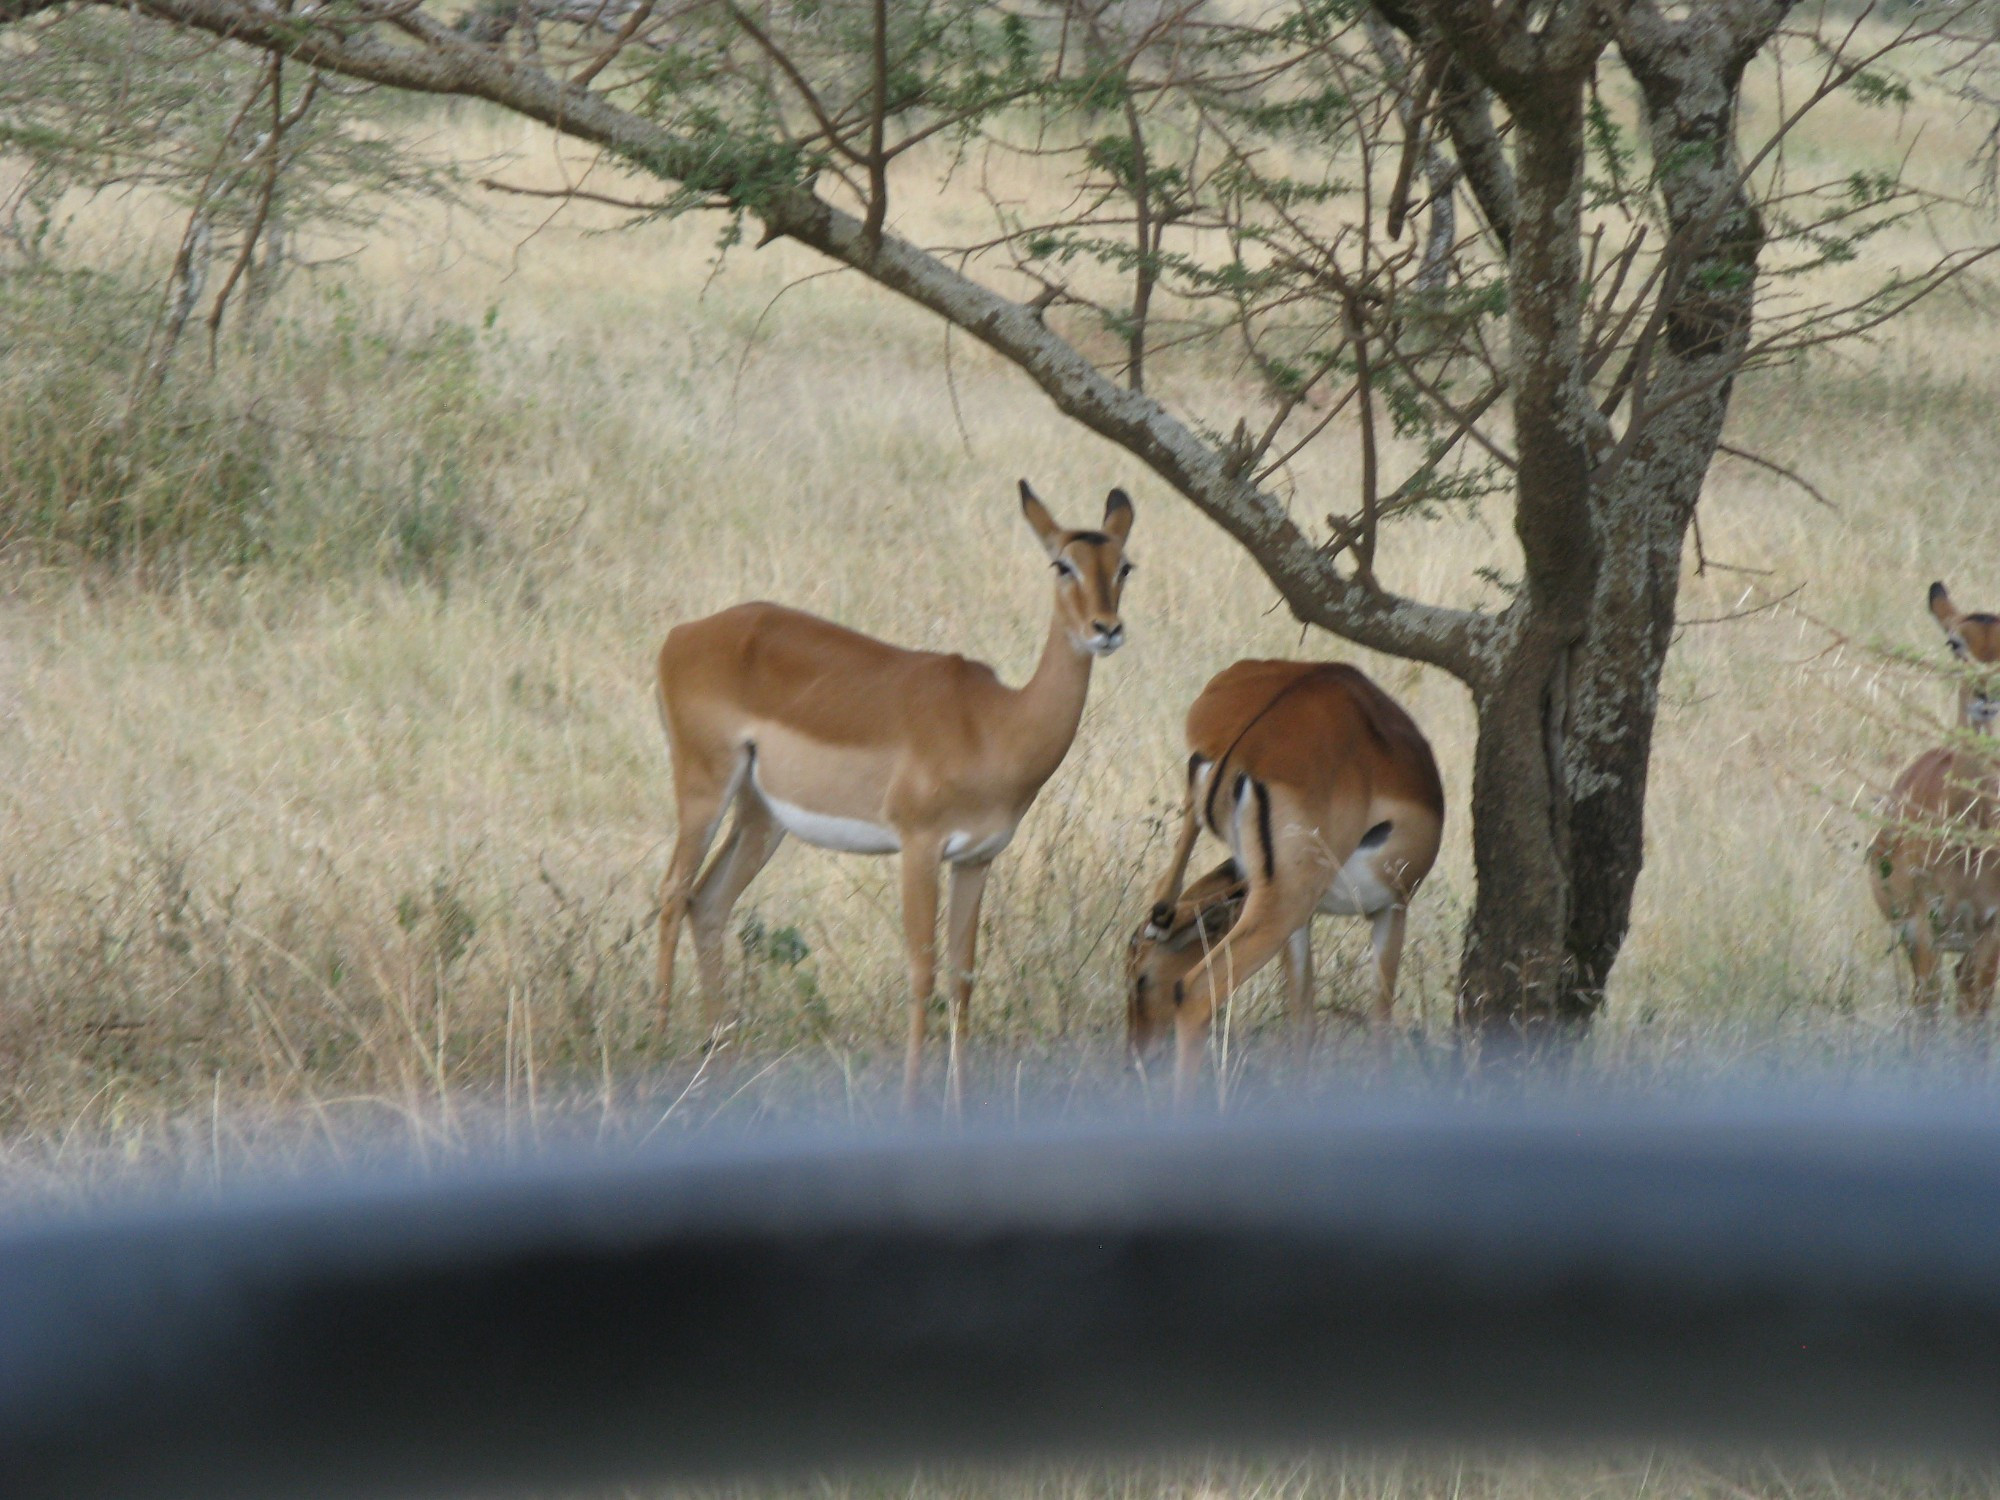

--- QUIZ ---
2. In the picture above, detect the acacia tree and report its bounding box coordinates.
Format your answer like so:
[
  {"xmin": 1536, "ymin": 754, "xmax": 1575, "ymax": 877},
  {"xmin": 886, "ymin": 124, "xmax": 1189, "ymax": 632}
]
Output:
[
  {"xmin": 3, "ymin": 0, "xmax": 1990, "ymax": 1034},
  {"xmin": 0, "ymin": 11, "xmax": 448, "ymax": 395}
]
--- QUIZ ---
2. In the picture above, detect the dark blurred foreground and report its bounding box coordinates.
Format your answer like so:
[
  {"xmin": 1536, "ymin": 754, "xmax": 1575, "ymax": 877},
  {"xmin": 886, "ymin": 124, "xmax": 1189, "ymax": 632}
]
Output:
[{"xmin": 9, "ymin": 1092, "xmax": 2000, "ymax": 1499}]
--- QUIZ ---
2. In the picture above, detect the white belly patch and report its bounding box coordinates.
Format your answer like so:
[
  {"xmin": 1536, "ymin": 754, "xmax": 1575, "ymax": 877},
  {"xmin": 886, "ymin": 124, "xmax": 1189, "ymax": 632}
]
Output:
[
  {"xmin": 756, "ymin": 781, "xmax": 901, "ymax": 855},
  {"xmin": 1319, "ymin": 848, "xmax": 1396, "ymax": 917},
  {"xmin": 764, "ymin": 796, "xmax": 901, "ymax": 854},
  {"xmin": 748, "ymin": 765, "xmax": 1014, "ymax": 864}
]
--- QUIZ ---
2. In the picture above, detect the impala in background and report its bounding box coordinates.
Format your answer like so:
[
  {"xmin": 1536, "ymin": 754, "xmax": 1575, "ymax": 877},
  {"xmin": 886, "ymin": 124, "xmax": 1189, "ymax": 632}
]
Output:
[{"xmin": 1870, "ymin": 581, "xmax": 2000, "ymax": 1016}]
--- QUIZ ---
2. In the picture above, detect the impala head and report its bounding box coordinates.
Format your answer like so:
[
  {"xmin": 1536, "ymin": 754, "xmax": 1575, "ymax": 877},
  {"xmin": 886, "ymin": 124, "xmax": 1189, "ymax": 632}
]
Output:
[
  {"xmin": 1930, "ymin": 581, "xmax": 2000, "ymax": 732},
  {"xmin": 1125, "ymin": 863, "xmax": 1247, "ymax": 1059},
  {"xmin": 1019, "ymin": 479, "xmax": 1135, "ymax": 657}
]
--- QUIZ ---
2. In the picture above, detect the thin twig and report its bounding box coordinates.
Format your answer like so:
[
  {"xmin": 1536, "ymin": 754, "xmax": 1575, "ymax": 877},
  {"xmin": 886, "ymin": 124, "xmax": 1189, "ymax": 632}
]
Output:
[
  {"xmin": 479, "ymin": 176, "xmax": 676, "ymax": 213},
  {"xmin": 1715, "ymin": 442, "xmax": 1837, "ymax": 509},
  {"xmin": 1680, "ymin": 581, "xmax": 1807, "ymax": 626}
]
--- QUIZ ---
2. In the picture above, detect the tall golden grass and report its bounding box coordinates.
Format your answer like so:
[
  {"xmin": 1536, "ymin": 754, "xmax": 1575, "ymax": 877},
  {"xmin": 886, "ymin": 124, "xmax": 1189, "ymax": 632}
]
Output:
[
  {"xmin": 0, "ymin": 65, "xmax": 1996, "ymax": 1186},
  {"xmin": 4, "ymin": 46, "xmax": 2000, "ymax": 1500},
  {"xmin": 646, "ymin": 1451, "xmax": 2000, "ymax": 1500}
]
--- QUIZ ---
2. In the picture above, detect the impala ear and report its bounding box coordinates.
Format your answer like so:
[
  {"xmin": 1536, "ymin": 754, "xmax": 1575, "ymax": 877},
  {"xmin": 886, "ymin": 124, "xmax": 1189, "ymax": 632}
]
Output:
[
  {"xmin": 1103, "ymin": 488, "xmax": 1134, "ymax": 543},
  {"xmin": 1931, "ymin": 580, "xmax": 1963, "ymax": 631},
  {"xmin": 1019, "ymin": 479, "xmax": 1063, "ymax": 555}
]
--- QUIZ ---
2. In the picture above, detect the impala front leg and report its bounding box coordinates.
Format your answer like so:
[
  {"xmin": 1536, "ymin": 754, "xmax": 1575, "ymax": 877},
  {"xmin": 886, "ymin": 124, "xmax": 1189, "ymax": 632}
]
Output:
[
  {"xmin": 1959, "ymin": 924, "xmax": 2000, "ymax": 1019},
  {"xmin": 1173, "ymin": 879, "xmax": 1320, "ymax": 1107},
  {"xmin": 1147, "ymin": 781, "xmax": 1205, "ymax": 932},
  {"xmin": 944, "ymin": 858, "xmax": 993, "ymax": 1113},
  {"xmin": 899, "ymin": 837, "xmax": 945, "ymax": 1109},
  {"xmin": 1907, "ymin": 913, "xmax": 1945, "ymax": 1019}
]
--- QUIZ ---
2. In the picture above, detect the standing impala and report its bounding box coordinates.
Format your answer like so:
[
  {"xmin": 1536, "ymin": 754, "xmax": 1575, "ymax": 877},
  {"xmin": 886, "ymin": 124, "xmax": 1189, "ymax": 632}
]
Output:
[
  {"xmin": 1869, "ymin": 581, "xmax": 2000, "ymax": 1016},
  {"xmin": 1127, "ymin": 659, "xmax": 1443, "ymax": 1098},
  {"xmin": 655, "ymin": 481, "xmax": 1135, "ymax": 1103}
]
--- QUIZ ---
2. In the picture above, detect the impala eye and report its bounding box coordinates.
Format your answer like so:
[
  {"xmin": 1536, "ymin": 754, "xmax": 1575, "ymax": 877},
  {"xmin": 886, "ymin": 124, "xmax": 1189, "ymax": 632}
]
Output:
[
  {"xmin": 1951, "ymin": 637, "xmax": 1970, "ymax": 659},
  {"xmin": 1117, "ymin": 561, "xmax": 1135, "ymax": 581},
  {"xmin": 1053, "ymin": 558, "xmax": 1078, "ymax": 579}
]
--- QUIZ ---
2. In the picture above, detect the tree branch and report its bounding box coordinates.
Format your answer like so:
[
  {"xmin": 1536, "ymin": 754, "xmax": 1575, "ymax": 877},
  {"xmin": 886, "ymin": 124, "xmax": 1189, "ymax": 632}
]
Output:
[
  {"xmin": 1432, "ymin": 55, "xmax": 1517, "ymax": 252},
  {"xmin": 776, "ymin": 196, "xmax": 1491, "ymax": 679},
  {"xmin": 1372, "ymin": 0, "xmax": 1517, "ymax": 251},
  {"xmin": 116, "ymin": 0, "xmax": 1494, "ymax": 679}
]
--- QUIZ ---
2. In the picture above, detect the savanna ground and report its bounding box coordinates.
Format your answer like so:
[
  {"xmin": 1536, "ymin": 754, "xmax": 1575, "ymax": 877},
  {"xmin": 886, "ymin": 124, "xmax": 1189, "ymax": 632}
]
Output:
[{"xmin": 5, "ymin": 40, "xmax": 2000, "ymax": 1500}]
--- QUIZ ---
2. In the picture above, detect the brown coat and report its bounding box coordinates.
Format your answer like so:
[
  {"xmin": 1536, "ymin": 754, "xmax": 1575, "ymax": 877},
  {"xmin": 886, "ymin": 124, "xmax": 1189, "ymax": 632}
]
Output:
[
  {"xmin": 654, "ymin": 483, "xmax": 1135, "ymax": 1106},
  {"xmin": 1867, "ymin": 581, "xmax": 2000, "ymax": 1014},
  {"xmin": 1130, "ymin": 658, "xmax": 1444, "ymax": 1092}
]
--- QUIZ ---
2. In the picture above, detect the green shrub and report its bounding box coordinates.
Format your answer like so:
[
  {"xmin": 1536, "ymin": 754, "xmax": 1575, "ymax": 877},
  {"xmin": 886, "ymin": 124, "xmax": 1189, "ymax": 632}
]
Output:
[
  {"xmin": 0, "ymin": 269, "xmax": 279, "ymax": 571},
  {"xmin": 0, "ymin": 267, "xmax": 506, "ymax": 582}
]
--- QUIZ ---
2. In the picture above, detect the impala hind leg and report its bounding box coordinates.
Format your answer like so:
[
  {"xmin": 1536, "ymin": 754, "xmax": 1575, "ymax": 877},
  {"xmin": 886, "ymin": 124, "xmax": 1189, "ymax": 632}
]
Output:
[
  {"xmin": 1170, "ymin": 878, "xmax": 1321, "ymax": 1105},
  {"xmin": 686, "ymin": 793, "xmax": 787, "ymax": 1034},
  {"xmin": 1280, "ymin": 924, "xmax": 1315, "ymax": 1054},
  {"xmin": 899, "ymin": 839, "xmax": 945, "ymax": 1110},
  {"xmin": 1369, "ymin": 905, "xmax": 1409, "ymax": 1030},
  {"xmin": 657, "ymin": 751, "xmax": 747, "ymax": 1021}
]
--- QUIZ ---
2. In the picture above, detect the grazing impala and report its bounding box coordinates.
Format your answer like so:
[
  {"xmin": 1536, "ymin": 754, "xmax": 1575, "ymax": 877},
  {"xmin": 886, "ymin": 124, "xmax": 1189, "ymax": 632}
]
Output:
[
  {"xmin": 655, "ymin": 481, "xmax": 1135, "ymax": 1103},
  {"xmin": 1868, "ymin": 581, "xmax": 2000, "ymax": 1016},
  {"xmin": 1124, "ymin": 855, "xmax": 1246, "ymax": 1033},
  {"xmin": 1128, "ymin": 659, "xmax": 1443, "ymax": 1097}
]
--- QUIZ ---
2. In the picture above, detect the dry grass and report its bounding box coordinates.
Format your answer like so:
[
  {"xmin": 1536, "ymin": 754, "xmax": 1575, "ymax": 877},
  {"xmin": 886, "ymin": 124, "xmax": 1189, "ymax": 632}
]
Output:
[
  {"xmin": 2, "ymin": 43, "xmax": 2000, "ymax": 1500},
  {"xmin": 4, "ymin": 80, "xmax": 2000, "ymax": 1173},
  {"xmin": 640, "ymin": 1452, "xmax": 2000, "ymax": 1500}
]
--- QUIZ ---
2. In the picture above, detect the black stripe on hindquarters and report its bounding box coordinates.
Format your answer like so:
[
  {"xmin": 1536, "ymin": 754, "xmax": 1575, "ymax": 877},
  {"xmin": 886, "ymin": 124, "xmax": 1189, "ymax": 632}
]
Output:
[
  {"xmin": 1359, "ymin": 820, "xmax": 1392, "ymax": 850},
  {"xmin": 1195, "ymin": 667, "xmax": 1341, "ymax": 841},
  {"xmin": 1253, "ymin": 780, "xmax": 1274, "ymax": 881}
]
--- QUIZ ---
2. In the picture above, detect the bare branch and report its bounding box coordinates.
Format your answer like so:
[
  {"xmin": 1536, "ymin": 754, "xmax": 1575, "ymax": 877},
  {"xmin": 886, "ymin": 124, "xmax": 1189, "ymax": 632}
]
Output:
[
  {"xmin": 206, "ymin": 61, "xmax": 319, "ymax": 361},
  {"xmin": 863, "ymin": 0, "xmax": 888, "ymax": 256},
  {"xmin": 109, "ymin": 0, "xmax": 1490, "ymax": 677},
  {"xmin": 478, "ymin": 176, "xmax": 677, "ymax": 212},
  {"xmin": 569, "ymin": 0, "xmax": 652, "ymax": 88},
  {"xmin": 1714, "ymin": 442, "xmax": 1835, "ymax": 510}
]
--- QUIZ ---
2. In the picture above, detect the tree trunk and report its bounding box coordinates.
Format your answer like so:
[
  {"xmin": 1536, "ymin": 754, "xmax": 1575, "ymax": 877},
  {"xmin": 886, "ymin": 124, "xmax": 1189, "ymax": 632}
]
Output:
[
  {"xmin": 1457, "ymin": 622, "xmax": 1580, "ymax": 1033},
  {"xmin": 1453, "ymin": 56, "xmax": 1601, "ymax": 1037},
  {"xmin": 1456, "ymin": 5, "xmax": 1774, "ymax": 1042}
]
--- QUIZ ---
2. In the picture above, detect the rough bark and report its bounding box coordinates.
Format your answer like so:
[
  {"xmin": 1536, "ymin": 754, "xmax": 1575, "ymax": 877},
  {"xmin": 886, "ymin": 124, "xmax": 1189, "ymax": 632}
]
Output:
[
  {"xmin": 1439, "ymin": 0, "xmax": 1783, "ymax": 1041},
  {"xmin": 1555, "ymin": 2, "xmax": 1781, "ymax": 1015},
  {"xmin": 1437, "ymin": 7, "xmax": 1605, "ymax": 1035}
]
